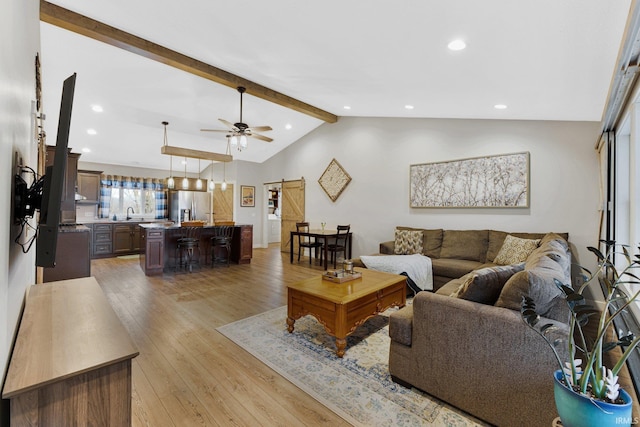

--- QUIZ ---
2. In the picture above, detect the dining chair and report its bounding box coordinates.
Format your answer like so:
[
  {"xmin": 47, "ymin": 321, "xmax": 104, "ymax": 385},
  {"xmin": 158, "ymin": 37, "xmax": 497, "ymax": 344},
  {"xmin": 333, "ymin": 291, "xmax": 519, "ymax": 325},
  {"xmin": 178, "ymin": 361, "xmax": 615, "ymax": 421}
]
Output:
[
  {"xmin": 327, "ymin": 224, "xmax": 350, "ymax": 269},
  {"xmin": 296, "ymin": 222, "xmax": 323, "ymax": 264}
]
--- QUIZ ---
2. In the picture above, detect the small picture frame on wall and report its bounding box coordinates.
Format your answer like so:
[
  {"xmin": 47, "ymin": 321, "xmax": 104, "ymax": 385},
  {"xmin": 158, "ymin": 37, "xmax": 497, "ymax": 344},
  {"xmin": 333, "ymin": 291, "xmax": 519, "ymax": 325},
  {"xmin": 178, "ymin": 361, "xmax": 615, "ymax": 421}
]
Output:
[{"xmin": 240, "ymin": 185, "xmax": 255, "ymax": 207}]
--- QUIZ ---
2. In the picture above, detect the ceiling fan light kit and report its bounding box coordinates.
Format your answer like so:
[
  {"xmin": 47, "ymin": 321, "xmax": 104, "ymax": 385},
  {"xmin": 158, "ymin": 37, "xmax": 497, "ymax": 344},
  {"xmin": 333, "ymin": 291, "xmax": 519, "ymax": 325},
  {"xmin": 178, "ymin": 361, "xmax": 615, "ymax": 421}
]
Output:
[{"xmin": 201, "ymin": 86, "xmax": 273, "ymax": 150}]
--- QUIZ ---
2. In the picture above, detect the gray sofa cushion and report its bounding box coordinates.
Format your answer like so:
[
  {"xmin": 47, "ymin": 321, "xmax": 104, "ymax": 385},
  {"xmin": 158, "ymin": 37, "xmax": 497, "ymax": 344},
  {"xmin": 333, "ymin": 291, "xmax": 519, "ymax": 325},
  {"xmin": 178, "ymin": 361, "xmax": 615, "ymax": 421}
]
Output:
[
  {"xmin": 431, "ymin": 258, "xmax": 483, "ymax": 281},
  {"xmin": 450, "ymin": 263, "xmax": 525, "ymax": 305},
  {"xmin": 388, "ymin": 305, "xmax": 413, "ymax": 346},
  {"xmin": 439, "ymin": 230, "xmax": 488, "ymax": 262},
  {"xmin": 495, "ymin": 234, "xmax": 569, "ymax": 317},
  {"xmin": 485, "ymin": 230, "xmax": 568, "ymax": 263}
]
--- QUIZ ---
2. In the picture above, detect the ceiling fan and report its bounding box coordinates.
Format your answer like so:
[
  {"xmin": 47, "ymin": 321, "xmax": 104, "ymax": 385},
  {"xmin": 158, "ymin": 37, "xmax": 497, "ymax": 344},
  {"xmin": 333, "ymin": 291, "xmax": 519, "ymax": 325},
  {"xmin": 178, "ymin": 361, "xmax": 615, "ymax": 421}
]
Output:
[{"xmin": 201, "ymin": 86, "xmax": 273, "ymax": 150}]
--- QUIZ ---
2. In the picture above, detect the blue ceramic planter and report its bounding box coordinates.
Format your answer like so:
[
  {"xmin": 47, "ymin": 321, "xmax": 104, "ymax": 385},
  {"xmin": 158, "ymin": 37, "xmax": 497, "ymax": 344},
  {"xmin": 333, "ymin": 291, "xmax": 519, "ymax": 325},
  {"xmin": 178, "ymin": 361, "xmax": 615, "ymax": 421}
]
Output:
[{"xmin": 553, "ymin": 370, "xmax": 633, "ymax": 427}]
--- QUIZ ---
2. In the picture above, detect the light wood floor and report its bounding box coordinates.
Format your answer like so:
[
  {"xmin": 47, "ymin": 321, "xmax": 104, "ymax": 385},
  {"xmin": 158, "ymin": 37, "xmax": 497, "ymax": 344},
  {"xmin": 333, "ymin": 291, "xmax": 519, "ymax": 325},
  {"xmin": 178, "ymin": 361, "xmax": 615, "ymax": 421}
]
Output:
[{"xmin": 92, "ymin": 245, "xmax": 351, "ymax": 427}]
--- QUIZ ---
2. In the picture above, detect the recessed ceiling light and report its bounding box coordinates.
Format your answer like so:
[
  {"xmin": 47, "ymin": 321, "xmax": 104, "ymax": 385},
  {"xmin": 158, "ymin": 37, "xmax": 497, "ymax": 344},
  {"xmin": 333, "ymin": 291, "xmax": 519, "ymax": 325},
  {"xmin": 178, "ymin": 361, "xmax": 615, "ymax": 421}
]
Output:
[
  {"xmin": 91, "ymin": 105, "xmax": 103, "ymax": 113},
  {"xmin": 448, "ymin": 39, "xmax": 466, "ymax": 51},
  {"xmin": 343, "ymin": 105, "xmax": 351, "ymax": 110},
  {"xmin": 285, "ymin": 123, "xmax": 292, "ymax": 130},
  {"xmin": 87, "ymin": 129, "xmax": 97, "ymax": 135},
  {"xmin": 81, "ymin": 147, "xmax": 91, "ymax": 153},
  {"xmin": 494, "ymin": 104, "xmax": 508, "ymax": 110},
  {"xmin": 405, "ymin": 105, "xmax": 414, "ymax": 110},
  {"xmin": 181, "ymin": 160, "xmax": 187, "ymax": 165}
]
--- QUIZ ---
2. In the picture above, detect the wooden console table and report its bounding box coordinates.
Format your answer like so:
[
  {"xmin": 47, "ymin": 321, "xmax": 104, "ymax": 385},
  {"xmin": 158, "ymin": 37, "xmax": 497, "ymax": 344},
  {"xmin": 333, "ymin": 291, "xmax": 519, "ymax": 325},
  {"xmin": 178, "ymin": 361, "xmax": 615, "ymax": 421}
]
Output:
[{"xmin": 2, "ymin": 277, "xmax": 139, "ymax": 426}]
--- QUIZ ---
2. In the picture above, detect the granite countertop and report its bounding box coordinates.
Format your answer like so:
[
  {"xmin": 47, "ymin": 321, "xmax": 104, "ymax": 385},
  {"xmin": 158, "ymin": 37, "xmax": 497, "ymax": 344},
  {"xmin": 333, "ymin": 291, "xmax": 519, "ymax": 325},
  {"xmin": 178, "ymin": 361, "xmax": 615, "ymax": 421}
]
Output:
[
  {"xmin": 140, "ymin": 223, "xmax": 250, "ymax": 230},
  {"xmin": 58, "ymin": 224, "xmax": 91, "ymax": 233}
]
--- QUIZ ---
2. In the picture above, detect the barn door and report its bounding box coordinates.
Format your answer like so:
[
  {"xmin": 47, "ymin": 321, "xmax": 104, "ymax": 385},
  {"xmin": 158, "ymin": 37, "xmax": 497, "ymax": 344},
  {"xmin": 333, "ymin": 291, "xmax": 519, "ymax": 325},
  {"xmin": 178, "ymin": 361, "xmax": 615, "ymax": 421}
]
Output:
[
  {"xmin": 213, "ymin": 183, "xmax": 234, "ymax": 223},
  {"xmin": 280, "ymin": 178, "xmax": 305, "ymax": 253}
]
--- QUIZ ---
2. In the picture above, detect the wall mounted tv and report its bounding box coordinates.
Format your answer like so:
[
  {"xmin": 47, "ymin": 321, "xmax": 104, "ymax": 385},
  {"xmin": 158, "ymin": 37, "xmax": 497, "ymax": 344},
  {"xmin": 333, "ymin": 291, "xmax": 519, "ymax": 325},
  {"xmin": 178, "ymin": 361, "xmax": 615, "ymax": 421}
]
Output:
[{"xmin": 36, "ymin": 73, "xmax": 76, "ymax": 267}]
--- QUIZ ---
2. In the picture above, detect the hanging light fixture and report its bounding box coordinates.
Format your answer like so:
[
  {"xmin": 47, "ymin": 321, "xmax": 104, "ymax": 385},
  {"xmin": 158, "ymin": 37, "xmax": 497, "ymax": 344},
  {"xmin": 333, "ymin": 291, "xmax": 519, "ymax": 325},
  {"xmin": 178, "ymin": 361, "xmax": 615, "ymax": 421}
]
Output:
[
  {"xmin": 230, "ymin": 135, "xmax": 238, "ymax": 150},
  {"xmin": 221, "ymin": 136, "xmax": 230, "ymax": 191},
  {"xmin": 196, "ymin": 159, "xmax": 203, "ymax": 190},
  {"xmin": 163, "ymin": 121, "xmax": 175, "ymax": 189},
  {"xmin": 182, "ymin": 157, "xmax": 189, "ymax": 189},
  {"xmin": 208, "ymin": 160, "xmax": 215, "ymax": 191},
  {"xmin": 239, "ymin": 135, "xmax": 248, "ymax": 150}
]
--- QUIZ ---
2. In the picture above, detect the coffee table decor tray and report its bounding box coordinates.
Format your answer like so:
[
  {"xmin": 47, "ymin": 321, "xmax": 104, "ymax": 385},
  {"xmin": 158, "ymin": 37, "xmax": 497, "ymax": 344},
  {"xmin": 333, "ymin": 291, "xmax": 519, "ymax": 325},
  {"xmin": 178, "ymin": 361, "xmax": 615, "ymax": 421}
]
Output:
[{"xmin": 322, "ymin": 271, "xmax": 362, "ymax": 283}]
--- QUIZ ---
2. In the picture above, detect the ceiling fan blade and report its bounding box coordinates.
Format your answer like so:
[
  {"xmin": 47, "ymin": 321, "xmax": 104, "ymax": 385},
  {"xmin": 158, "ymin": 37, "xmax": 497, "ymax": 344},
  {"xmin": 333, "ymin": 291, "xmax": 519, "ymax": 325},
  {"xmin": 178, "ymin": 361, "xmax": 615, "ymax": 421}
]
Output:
[
  {"xmin": 250, "ymin": 133, "xmax": 273, "ymax": 142},
  {"xmin": 200, "ymin": 129, "xmax": 229, "ymax": 132},
  {"xmin": 218, "ymin": 118, "xmax": 239, "ymax": 131},
  {"xmin": 247, "ymin": 125, "xmax": 272, "ymax": 132}
]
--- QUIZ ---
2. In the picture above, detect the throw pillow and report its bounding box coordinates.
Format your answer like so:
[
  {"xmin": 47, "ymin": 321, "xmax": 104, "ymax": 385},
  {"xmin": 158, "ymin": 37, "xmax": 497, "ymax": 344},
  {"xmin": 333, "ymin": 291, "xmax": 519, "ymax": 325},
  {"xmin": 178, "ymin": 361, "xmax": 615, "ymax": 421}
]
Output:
[
  {"xmin": 450, "ymin": 263, "xmax": 525, "ymax": 305},
  {"xmin": 394, "ymin": 229, "xmax": 424, "ymax": 255},
  {"xmin": 493, "ymin": 235, "xmax": 540, "ymax": 265},
  {"xmin": 495, "ymin": 269, "xmax": 564, "ymax": 317}
]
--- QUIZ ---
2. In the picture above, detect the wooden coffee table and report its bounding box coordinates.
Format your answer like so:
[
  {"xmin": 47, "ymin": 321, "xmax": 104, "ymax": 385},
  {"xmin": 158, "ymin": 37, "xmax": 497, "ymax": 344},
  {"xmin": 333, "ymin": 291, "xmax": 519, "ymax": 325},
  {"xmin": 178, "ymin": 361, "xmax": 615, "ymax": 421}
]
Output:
[{"xmin": 286, "ymin": 268, "xmax": 406, "ymax": 357}]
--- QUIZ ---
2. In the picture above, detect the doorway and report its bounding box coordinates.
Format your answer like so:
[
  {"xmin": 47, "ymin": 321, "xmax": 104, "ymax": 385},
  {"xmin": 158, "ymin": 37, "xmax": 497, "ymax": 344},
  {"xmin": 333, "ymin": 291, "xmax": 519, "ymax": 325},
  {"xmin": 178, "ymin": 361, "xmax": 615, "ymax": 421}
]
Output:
[{"xmin": 266, "ymin": 183, "xmax": 281, "ymax": 243}]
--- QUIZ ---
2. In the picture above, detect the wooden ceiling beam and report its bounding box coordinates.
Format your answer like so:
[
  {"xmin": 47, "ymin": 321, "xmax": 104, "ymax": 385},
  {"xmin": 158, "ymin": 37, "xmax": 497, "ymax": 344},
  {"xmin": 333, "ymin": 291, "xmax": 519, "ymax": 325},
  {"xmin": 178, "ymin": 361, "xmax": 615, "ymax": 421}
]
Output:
[
  {"xmin": 39, "ymin": 1, "xmax": 338, "ymax": 124},
  {"xmin": 161, "ymin": 145, "xmax": 232, "ymax": 163}
]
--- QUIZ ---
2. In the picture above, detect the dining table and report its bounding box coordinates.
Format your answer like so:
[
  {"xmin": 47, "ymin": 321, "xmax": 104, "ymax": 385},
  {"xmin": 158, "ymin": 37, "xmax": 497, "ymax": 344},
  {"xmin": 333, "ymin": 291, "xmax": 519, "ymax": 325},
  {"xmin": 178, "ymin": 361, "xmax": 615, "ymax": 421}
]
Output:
[{"xmin": 290, "ymin": 228, "xmax": 353, "ymax": 270}]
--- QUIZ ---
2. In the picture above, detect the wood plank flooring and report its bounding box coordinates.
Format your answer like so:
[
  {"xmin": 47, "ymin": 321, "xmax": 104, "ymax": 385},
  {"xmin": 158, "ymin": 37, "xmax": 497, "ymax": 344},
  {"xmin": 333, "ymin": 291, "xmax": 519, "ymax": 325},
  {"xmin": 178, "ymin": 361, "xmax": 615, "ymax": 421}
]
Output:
[{"xmin": 92, "ymin": 245, "xmax": 350, "ymax": 427}]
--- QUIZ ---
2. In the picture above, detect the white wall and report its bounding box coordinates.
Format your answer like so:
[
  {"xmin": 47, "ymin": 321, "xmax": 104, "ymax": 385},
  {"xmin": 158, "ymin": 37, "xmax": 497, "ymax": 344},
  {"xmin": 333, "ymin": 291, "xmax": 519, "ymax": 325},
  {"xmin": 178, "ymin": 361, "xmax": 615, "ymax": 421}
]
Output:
[
  {"xmin": 256, "ymin": 116, "xmax": 602, "ymax": 271},
  {"xmin": 1, "ymin": 0, "xmax": 40, "ymax": 419}
]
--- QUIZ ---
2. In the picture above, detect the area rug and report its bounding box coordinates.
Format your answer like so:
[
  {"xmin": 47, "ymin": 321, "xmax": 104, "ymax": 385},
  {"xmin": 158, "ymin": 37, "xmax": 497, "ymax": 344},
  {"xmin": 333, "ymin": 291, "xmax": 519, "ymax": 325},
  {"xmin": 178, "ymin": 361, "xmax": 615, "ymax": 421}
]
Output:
[{"xmin": 217, "ymin": 306, "xmax": 487, "ymax": 426}]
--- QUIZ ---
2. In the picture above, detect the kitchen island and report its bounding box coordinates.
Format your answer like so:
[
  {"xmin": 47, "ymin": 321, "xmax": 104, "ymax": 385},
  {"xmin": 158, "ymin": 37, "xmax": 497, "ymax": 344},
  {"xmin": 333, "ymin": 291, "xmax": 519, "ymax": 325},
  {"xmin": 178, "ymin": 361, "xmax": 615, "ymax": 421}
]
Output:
[{"xmin": 139, "ymin": 223, "xmax": 253, "ymax": 275}]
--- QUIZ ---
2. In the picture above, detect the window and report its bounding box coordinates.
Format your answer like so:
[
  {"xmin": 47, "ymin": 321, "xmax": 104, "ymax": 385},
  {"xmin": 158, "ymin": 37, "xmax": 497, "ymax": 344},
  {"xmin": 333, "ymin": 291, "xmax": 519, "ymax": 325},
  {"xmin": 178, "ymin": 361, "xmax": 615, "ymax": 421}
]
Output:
[{"xmin": 109, "ymin": 188, "xmax": 158, "ymax": 217}]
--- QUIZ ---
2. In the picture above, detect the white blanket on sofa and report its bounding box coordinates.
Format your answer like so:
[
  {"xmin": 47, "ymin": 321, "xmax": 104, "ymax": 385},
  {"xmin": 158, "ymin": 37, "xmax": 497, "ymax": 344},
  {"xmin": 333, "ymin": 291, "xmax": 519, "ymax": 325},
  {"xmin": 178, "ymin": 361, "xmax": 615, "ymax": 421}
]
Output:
[{"xmin": 360, "ymin": 254, "xmax": 433, "ymax": 291}]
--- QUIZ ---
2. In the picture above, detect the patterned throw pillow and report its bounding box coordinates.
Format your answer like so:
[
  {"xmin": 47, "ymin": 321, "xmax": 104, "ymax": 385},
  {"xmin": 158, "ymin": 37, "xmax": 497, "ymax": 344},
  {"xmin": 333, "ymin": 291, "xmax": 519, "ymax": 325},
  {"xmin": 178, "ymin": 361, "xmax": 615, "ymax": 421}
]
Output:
[
  {"xmin": 394, "ymin": 229, "xmax": 424, "ymax": 255},
  {"xmin": 493, "ymin": 235, "xmax": 540, "ymax": 265},
  {"xmin": 450, "ymin": 263, "xmax": 525, "ymax": 305}
]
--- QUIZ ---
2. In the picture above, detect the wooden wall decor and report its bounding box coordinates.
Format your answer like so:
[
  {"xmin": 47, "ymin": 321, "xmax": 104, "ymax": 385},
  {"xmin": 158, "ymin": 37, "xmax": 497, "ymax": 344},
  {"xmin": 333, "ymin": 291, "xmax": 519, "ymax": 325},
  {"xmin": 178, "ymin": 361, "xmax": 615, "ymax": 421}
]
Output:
[
  {"xmin": 410, "ymin": 152, "xmax": 530, "ymax": 208},
  {"xmin": 318, "ymin": 158, "xmax": 351, "ymax": 202}
]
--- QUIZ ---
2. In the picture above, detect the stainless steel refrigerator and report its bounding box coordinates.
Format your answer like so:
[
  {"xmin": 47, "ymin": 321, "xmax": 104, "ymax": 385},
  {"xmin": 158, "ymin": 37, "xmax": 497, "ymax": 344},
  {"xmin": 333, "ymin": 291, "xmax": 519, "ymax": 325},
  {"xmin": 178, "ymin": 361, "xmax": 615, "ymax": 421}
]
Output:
[{"xmin": 168, "ymin": 190, "xmax": 212, "ymax": 223}]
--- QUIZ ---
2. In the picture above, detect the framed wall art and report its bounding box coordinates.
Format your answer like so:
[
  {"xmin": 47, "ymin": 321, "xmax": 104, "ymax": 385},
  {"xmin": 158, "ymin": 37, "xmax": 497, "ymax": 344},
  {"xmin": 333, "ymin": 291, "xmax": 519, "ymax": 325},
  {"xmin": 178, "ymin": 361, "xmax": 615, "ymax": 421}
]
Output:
[
  {"xmin": 409, "ymin": 152, "xmax": 530, "ymax": 208},
  {"xmin": 318, "ymin": 158, "xmax": 352, "ymax": 202},
  {"xmin": 240, "ymin": 185, "xmax": 255, "ymax": 207}
]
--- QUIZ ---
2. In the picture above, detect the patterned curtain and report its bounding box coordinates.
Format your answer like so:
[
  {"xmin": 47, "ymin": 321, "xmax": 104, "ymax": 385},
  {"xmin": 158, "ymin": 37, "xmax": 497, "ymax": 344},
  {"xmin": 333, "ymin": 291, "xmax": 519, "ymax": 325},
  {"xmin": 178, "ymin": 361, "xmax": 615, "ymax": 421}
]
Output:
[
  {"xmin": 98, "ymin": 175, "xmax": 168, "ymax": 219},
  {"xmin": 98, "ymin": 174, "xmax": 113, "ymax": 218}
]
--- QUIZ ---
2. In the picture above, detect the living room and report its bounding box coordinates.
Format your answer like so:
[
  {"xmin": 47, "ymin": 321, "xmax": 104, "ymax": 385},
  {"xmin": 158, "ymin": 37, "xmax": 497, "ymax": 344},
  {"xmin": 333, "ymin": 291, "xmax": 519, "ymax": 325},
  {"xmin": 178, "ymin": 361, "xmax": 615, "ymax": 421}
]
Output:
[{"xmin": 2, "ymin": 1, "xmax": 639, "ymax": 426}]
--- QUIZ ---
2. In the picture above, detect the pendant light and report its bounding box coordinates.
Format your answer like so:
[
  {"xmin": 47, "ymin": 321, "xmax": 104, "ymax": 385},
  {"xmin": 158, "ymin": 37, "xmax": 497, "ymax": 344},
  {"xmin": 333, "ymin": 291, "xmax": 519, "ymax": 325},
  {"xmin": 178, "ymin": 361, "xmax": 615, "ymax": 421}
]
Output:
[
  {"xmin": 163, "ymin": 121, "xmax": 175, "ymax": 189},
  {"xmin": 221, "ymin": 136, "xmax": 230, "ymax": 191},
  {"xmin": 181, "ymin": 157, "xmax": 189, "ymax": 189},
  {"xmin": 196, "ymin": 159, "xmax": 203, "ymax": 190},
  {"xmin": 208, "ymin": 160, "xmax": 215, "ymax": 190}
]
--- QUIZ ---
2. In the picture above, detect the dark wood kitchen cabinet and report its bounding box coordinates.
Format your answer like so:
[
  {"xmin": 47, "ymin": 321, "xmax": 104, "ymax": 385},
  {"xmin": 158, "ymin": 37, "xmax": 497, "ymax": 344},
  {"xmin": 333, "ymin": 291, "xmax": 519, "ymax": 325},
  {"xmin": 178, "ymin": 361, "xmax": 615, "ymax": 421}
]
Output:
[
  {"xmin": 92, "ymin": 223, "xmax": 113, "ymax": 258},
  {"xmin": 45, "ymin": 145, "xmax": 79, "ymax": 224},
  {"xmin": 113, "ymin": 223, "xmax": 141, "ymax": 255},
  {"xmin": 232, "ymin": 224, "xmax": 253, "ymax": 264},
  {"xmin": 42, "ymin": 226, "xmax": 91, "ymax": 282},
  {"xmin": 77, "ymin": 170, "xmax": 101, "ymax": 203},
  {"xmin": 140, "ymin": 226, "xmax": 164, "ymax": 275}
]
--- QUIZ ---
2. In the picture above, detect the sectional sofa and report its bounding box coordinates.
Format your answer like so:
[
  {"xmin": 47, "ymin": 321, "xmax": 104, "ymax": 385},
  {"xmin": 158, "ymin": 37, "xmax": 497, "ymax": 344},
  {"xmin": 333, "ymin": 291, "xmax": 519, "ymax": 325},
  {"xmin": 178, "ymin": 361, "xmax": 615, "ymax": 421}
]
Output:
[{"xmin": 366, "ymin": 227, "xmax": 573, "ymax": 426}]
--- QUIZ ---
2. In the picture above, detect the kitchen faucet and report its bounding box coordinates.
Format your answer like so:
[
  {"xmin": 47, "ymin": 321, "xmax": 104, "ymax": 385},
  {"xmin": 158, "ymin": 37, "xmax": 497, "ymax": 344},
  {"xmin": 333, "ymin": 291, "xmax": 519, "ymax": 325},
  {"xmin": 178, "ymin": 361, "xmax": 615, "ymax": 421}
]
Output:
[{"xmin": 126, "ymin": 207, "xmax": 135, "ymax": 220}]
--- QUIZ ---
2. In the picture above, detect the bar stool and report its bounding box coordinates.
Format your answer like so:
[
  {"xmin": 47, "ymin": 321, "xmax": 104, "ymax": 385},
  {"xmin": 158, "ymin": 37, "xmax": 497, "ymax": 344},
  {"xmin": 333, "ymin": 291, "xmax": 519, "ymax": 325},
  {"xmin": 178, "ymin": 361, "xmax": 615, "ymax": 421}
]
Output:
[
  {"xmin": 176, "ymin": 227, "xmax": 201, "ymax": 272},
  {"xmin": 211, "ymin": 226, "xmax": 233, "ymax": 267}
]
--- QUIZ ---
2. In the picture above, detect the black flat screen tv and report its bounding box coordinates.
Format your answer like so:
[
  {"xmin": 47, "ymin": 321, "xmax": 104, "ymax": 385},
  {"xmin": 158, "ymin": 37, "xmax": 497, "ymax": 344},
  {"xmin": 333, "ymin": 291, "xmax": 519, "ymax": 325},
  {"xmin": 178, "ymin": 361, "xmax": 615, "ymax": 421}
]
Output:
[{"xmin": 36, "ymin": 73, "xmax": 76, "ymax": 268}]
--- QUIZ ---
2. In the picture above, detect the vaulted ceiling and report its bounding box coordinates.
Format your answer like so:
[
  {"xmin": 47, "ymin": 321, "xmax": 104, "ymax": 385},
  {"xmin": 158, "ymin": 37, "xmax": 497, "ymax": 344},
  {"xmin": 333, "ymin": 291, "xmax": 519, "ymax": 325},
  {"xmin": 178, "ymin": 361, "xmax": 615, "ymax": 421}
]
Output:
[{"xmin": 39, "ymin": 0, "xmax": 632, "ymax": 173}]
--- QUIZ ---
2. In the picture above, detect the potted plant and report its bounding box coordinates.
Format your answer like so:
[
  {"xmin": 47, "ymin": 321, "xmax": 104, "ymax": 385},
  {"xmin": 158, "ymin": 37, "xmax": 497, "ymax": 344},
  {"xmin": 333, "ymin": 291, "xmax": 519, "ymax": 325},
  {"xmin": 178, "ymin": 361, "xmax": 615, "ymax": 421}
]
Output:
[{"xmin": 521, "ymin": 241, "xmax": 640, "ymax": 427}]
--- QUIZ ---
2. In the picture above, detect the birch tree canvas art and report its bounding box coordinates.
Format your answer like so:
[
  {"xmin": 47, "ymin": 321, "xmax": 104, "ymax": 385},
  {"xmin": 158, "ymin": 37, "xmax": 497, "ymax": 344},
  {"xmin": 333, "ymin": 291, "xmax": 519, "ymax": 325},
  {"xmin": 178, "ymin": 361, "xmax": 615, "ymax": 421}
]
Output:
[{"xmin": 410, "ymin": 152, "xmax": 529, "ymax": 208}]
